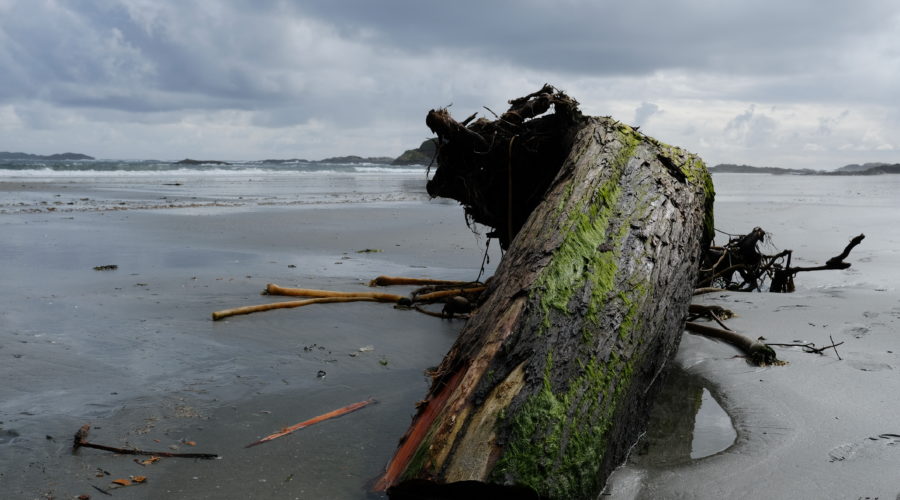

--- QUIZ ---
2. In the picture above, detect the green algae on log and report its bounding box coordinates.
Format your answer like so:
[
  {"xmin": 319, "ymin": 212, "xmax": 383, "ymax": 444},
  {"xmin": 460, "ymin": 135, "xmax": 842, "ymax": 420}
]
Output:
[{"xmin": 378, "ymin": 86, "xmax": 714, "ymax": 499}]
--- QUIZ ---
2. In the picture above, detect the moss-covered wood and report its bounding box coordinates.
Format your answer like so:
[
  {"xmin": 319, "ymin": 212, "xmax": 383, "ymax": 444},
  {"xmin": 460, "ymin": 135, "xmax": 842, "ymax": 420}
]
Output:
[{"xmin": 378, "ymin": 88, "xmax": 713, "ymax": 499}]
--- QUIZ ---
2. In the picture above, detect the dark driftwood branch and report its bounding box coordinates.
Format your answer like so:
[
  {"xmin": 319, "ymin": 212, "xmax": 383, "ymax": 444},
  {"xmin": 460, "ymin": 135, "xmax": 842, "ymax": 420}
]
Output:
[
  {"xmin": 770, "ymin": 233, "xmax": 865, "ymax": 292},
  {"xmin": 700, "ymin": 228, "xmax": 866, "ymax": 293},
  {"xmin": 688, "ymin": 303, "xmax": 735, "ymax": 320},
  {"xmin": 368, "ymin": 276, "xmax": 473, "ymax": 287},
  {"xmin": 685, "ymin": 322, "xmax": 778, "ymax": 366},
  {"xmin": 73, "ymin": 425, "xmax": 218, "ymax": 459},
  {"xmin": 426, "ymin": 108, "xmax": 489, "ymax": 151},
  {"xmin": 826, "ymin": 234, "xmax": 866, "ymax": 267}
]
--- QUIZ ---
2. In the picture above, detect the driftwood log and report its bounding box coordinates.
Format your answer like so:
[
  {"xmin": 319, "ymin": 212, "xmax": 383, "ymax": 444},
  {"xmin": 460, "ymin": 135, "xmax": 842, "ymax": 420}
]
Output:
[{"xmin": 378, "ymin": 87, "xmax": 714, "ymax": 498}]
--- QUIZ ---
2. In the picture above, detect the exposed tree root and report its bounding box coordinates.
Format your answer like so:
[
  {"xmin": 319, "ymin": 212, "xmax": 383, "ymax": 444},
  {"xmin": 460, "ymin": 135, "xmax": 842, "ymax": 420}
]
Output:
[{"xmin": 697, "ymin": 228, "xmax": 864, "ymax": 292}]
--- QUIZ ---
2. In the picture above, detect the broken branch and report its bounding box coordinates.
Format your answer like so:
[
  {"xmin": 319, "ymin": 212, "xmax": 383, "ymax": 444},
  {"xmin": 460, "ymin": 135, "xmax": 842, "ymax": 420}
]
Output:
[
  {"xmin": 245, "ymin": 398, "xmax": 376, "ymax": 448},
  {"xmin": 266, "ymin": 283, "xmax": 405, "ymax": 302},
  {"xmin": 368, "ymin": 276, "xmax": 473, "ymax": 287},
  {"xmin": 412, "ymin": 286, "xmax": 485, "ymax": 303},
  {"xmin": 826, "ymin": 234, "xmax": 866, "ymax": 267},
  {"xmin": 685, "ymin": 322, "xmax": 779, "ymax": 366},
  {"xmin": 212, "ymin": 297, "xmax": 380, "ymax": 321},
  {"xmin": 72, "ymin": 425, "xmax": 218, "ymax": 459}
]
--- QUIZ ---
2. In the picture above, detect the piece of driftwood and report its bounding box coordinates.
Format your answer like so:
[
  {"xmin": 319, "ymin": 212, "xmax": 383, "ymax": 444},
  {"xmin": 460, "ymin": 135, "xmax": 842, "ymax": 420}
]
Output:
[
  {"xmin": 72, "ymin": 425, "xmax": 218, "ymax": 459},
  {"xmin": 369, "ymin": 276, "xmax": 473, "ymax": 287},
  {"xmin": 211, "ymin": 296, "xmax": 382, "ymax": 321},
  {"xmin": 245, "ymin": 398, "xmax": 376, "ymax": 448},
  {"xmin": 684, "ymin": 322, "xmax": 778, "ymax": 365},
  {"xmin": 213, "ymin": 281, "xmax": 486, "ymax": 321},
  {"xmin": 377, "ymin": 86, "xmax": 714, "ymax": 499},
  {"xmin": 413, "ymin": 287, "xmax": 486, "ymax": 303},
  {"xmin": 265, "ymin": 283, "xmax": 405, "ymax": 302}
]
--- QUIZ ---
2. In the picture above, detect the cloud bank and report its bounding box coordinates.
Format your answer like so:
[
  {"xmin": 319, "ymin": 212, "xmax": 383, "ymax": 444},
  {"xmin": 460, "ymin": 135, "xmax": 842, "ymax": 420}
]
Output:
[{"xmin": 1, "ymin": 0, "xmax": 898, "ymax": 168}]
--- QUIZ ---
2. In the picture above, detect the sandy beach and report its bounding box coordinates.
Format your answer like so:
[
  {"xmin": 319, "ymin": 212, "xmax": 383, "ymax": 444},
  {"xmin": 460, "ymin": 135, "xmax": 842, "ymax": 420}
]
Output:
[
  {"xmin": 2, "ymin": 172, "xmax": 899, "ymax": 499},
  {"xmin": 0, "ymin": 176, "xmax": 499, "ymax": 499}
]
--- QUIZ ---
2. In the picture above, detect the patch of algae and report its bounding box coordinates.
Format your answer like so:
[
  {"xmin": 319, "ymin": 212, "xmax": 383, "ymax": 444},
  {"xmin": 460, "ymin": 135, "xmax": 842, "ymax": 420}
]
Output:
[
  {"xmin": 491, "ymin": 350, "xmax": 639, "ymax": 498},
  {"xmin": 531, "ymin": 124, "xmax": 640, "ymax": 330}
]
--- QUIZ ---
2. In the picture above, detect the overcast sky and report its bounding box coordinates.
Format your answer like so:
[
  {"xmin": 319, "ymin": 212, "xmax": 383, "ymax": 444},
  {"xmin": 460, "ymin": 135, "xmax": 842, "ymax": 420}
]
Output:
[{"xmin": 1, "ymin": 1, "xmax": 898, "ymax": 168}]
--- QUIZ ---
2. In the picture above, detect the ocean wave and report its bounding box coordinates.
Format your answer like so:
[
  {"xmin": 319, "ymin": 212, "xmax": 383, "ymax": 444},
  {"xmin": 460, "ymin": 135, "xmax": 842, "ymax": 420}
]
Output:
[{"xmin": 0, "ymin": 166, "xmax": 425, "ymax": 178}]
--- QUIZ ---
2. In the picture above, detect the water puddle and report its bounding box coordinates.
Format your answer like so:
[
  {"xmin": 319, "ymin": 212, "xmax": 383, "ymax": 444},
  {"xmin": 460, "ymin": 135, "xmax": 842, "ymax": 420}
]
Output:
[
  {"xmin": 628, "ymin": 367, "xmax": 736, "ymax": 466},
  {"xmin": 690, "ymin": 387, "xmax": 736, "ymax": 459}
]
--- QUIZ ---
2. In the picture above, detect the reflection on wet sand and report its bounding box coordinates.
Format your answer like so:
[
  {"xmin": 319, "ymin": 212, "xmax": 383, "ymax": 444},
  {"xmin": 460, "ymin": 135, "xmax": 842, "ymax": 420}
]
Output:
[{"xmin": 629, "ymin": 366, "xmax": 736, "ymax": 467}]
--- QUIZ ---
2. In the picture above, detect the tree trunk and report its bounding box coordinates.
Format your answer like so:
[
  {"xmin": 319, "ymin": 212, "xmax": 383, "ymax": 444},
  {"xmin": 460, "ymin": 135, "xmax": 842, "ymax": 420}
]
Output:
[{"xmin": 379, "ymin": 92, "xmax": 714, "ymax": 499}]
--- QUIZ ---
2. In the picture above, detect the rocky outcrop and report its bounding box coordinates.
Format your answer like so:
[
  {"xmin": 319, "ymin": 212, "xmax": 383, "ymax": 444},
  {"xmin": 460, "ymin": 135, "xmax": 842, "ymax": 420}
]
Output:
[
  {"xmin": 392, "ymin": 139, "xmax": 437, "ymax": 166},
  {"xmin": 319, "ymin": 155, "xmax": 394, "ymax": 164}
]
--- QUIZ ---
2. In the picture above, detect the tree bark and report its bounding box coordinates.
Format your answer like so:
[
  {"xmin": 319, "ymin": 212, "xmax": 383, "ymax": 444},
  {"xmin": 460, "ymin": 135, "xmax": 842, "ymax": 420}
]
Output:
[{"xmin": 379, "ymin": 98, "xmax": 713, "ymax": 498}]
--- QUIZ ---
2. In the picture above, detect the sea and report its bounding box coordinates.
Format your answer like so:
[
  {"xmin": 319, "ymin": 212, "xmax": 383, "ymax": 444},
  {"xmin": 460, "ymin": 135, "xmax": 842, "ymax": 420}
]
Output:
[
  {"xmin": 2, "ymin": 161, "xmax": 897, "ymax": 289},
  {"xmin": 0, "ymin": 159, "xmax": 431, "ymax": 214}
]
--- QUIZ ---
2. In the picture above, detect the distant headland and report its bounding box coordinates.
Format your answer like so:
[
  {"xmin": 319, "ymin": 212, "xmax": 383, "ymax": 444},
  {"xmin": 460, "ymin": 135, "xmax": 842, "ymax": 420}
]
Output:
[
  {"xmin": 0, "ymin": 151, "xmax": 94, "ymax": 160},
  {"xmin": 709, "ymin": 162, "xmax": 900, "ymax": 175},
  {"xmin": 248, "ymin": 140, "xmax": 437, "ymax": 166},
  {"xmin": 174, "ymin": 158, "xmax": 231, "ymax": 165}
]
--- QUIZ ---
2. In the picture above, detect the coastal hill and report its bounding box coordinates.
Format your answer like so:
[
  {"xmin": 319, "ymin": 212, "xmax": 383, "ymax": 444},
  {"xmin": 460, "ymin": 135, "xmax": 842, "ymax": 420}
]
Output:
[
  {"xmin": 392, "ymin": 139, "xmax": 437, "ymax": 165},
  {"xmin": 319, "ymin": 155, "xmax": 394, "ymax": 164},
  {"xmin": 255, "ymin": 141, "xmax": 436, "ymax": 166},
  {"xmin": 709, "ymin": 164, "xmax": 817, "ymax": 175},
  {"xmin": 0, "ymin": 151, "xmax": 94, "ymax": 160},
  {"xmin": 174, "ymin": 158, "xmax": 230, "ymax": 165},
  {"xmin": 709, "ymin": 163, "xmax": 900, "ymax": 175}
]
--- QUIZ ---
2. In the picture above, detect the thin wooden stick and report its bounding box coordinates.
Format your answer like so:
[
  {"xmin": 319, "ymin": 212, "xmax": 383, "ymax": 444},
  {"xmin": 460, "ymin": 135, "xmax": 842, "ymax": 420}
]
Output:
[
  {"xmin": 693, "ymin": 287, "xmax": 727, "ymax": 296},
  {"xmin": 212, "ymin": 297, "xmax": 379, "ymax": 321},
  {"xmin": 413, "ymin": 287, "xmax": 486, "ymax": 303},
  {"xmin": 829, "ymin": 334, "xmax": 843, "ymax": 360},
  {"xmin": 708, "ymin": 311, "xmax": 734, "ymax": 332},
  {"xmin": 368, "ymin": 276, "xmax": 472, "ymax": 287},
  {"xmin": 266, "ymin": 283, "xmax": 405, "ymax": 302},
  {"xmin": 245, "ymin": 398, "xmax": 376, "ymax": 448},
  {"xmin": 413, "ymin": 305, "xmax": 470, "ymax": 320},
  {"xmin": 73, "ymin": 425, "xmax": 218, "ymax": 459}
]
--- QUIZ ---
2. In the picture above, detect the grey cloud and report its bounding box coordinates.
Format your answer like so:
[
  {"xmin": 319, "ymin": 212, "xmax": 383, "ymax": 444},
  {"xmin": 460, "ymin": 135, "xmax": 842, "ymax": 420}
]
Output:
[
  {"xmin": 633, "ymin": 102, "xmax": 659, "ymax": 127},
  {"xmin": 1, "ymin": 0, "xmax": 899, "ymax": 165},
  {"xmin": 816, "ymin": 110, "xmax": 850, "ymax": 136},
  {"xmin": 290, "ymin": 0, "xmax": 896, "ymax": 77},
  {"xmin": 724, "ymin": 105, "xmax": 777, "ymax": 147}
]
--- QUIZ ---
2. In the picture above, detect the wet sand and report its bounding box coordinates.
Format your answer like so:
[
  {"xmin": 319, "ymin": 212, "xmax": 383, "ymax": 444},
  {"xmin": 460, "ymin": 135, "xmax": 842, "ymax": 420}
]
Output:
[
  {"xmin": 0, "ymin": 196, "xmax": 497, "ymax": 499},
  {"xmin": 3, "ymin": 173, "xmax": 899, "ymax": 499}
]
